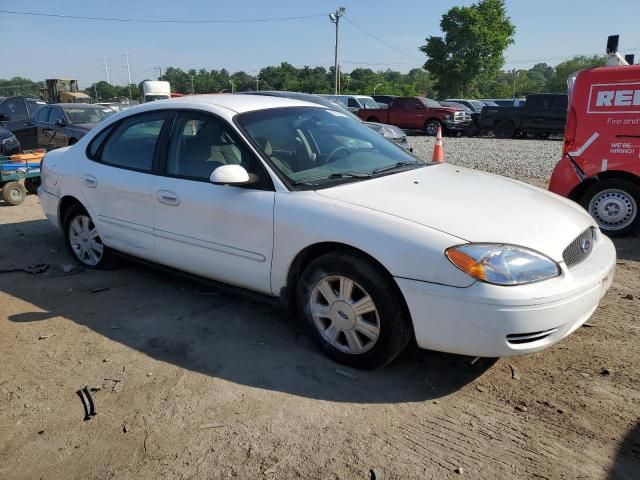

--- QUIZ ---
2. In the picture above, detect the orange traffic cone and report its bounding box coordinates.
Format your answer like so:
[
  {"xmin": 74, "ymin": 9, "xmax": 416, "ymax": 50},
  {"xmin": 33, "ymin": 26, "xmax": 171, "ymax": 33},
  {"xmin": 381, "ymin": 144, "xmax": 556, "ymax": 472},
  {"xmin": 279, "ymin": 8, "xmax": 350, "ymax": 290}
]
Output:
[{"xmin": 432, "ymin": 126, "xmax": 444, "ymax": 162}]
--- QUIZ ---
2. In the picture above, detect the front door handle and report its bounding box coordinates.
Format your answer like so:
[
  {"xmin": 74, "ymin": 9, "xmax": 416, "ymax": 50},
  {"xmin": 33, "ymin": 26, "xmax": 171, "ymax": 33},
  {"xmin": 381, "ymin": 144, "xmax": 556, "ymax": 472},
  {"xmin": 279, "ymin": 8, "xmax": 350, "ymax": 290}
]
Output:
[
  {"xmin": 83, "ymin": 174, "xmax": 97, "ymax": 188},
  {"xmin": 24, "ymin": 121, "xmax": 34, "ymax": 127},
  {"xmin": 157, "ymin": 190, "xmax": 180, "ymax": 206}
]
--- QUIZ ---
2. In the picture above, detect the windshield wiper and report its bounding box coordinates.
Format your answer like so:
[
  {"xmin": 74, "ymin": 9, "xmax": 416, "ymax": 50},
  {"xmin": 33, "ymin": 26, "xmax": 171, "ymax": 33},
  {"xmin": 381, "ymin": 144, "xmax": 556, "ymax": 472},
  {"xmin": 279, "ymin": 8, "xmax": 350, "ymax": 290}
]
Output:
[
  {"xmin": 291, "ymin": 171, "xmax": 372, "ymax": 186},
  {"xmin": 372, "ymin": 160, "xmax": 423, "ymax": 175}
]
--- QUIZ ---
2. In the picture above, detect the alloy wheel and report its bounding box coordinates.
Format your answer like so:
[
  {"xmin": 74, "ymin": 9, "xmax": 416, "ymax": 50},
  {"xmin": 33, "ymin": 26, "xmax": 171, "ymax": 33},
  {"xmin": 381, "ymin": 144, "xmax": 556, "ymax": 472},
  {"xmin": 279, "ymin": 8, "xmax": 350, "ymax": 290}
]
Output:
[
  {"xmin": 68, "ymin": 215, "xmax": 104, "ymax": 266},
  {"xmin": 309, "ymin": 275, "xmax": 380, "ymax": 354}
]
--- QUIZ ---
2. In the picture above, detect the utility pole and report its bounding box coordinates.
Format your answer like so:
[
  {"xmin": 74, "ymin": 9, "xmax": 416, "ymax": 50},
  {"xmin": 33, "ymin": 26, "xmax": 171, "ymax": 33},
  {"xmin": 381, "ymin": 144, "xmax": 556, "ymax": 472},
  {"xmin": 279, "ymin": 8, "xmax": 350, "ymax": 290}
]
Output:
[
  {"xmin": 229, "ymin": 79, "xmax": 235, "ymax": 93},
  {"xmin": 102, "ymin": 54, "xmax": 111, "ymax": 84},
  {"xmin": 255, "ymin": 75, "xmax": 259, "ymax": 92},
  {"xmin": 122, "ymin": 50, "xmax": 133, "ymax": 99},
  {"xmin": 329, "ymin": 6, "xmax": 345, "ymax": 95},
  {"xmin": 512, "ymin": 69, "xmax": 518, "ymax": 99},
  {"xmin": 190, "ymin": 75, "xmax": 195, "ymax": 94},
  {"xmin": 154, "ymin": 66, "xmax": 163, "ymax": 80}
]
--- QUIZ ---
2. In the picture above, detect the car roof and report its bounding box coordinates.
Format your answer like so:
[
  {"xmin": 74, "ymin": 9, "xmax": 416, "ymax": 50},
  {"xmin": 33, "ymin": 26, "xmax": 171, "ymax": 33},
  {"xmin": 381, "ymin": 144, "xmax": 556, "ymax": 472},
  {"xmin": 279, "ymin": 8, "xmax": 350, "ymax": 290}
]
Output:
[
  {"xmin": 51, "ymin": 103, "xmax": 106, "ymax": 108},
  {"xmin": 166, "ymin": 93, "xmax": 323, "ymax": 113}
]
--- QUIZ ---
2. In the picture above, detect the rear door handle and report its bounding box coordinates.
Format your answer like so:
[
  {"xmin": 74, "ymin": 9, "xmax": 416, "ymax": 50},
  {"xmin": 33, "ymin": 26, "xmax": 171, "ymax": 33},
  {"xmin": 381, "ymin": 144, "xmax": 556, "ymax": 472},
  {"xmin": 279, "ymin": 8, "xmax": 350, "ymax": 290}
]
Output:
[
  {"xmin": 24, "ymin": 121, "xmax": 34, "ymax": 127},
  {"xmin": 157, "ymin": 190, "xmax": 180, "ymax": 206},
  {"xmin": 83, "ymin": 174, "xmax": 97, "ymax": 188}
]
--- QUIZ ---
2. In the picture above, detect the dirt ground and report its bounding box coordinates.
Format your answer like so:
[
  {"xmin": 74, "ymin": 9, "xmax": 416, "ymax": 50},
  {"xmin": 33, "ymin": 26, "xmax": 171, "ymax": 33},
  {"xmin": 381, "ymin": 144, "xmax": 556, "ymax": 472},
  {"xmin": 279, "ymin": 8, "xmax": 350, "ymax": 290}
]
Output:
[{"xmin": 1, "ymin": 183, "xmax": 639, "ymax": 479}]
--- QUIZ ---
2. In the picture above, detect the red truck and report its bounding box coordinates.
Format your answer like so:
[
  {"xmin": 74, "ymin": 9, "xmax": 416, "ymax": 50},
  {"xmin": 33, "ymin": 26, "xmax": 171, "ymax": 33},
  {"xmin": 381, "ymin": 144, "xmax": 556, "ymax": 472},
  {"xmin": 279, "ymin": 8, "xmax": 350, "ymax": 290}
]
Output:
[
  {"xmin": 549, "ymin": 40, "xmax": 640, "ymax": 236},
  {"xmin": 356, "ymin": 96, "xmax": 472, "ymax": 136}
]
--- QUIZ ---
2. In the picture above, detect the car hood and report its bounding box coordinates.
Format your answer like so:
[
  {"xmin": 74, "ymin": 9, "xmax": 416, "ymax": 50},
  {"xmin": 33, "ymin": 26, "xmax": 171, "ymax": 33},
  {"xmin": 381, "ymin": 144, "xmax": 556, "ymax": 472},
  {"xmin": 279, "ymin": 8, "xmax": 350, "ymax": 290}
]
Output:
[{"xmin": 316, "ymin": 164, "xmax": 595, "ymax": 261}]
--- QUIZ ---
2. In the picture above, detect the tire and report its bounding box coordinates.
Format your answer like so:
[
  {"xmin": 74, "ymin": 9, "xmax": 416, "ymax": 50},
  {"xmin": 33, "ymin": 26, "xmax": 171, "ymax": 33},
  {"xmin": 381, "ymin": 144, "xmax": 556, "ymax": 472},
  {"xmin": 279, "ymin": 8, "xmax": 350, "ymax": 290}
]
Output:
[
  {"xmin": 424, "ymin": 119, "xmax": 441, "ymax": 136},
  {"xmin": 297, "ymin": 252, "xmax": 411, "ymax": 369},
  {"xmin": 494, "ymin": 120, "xmax": 515, "ymax": 139},
  {"xmin": 367, "ymin": 117, "xmax": 379, "ymax": 123},
  {"xmin": 68, "ymin": 138, "xmax": 77, "ymax": 146},
  {"xmin": 63, "ymin": 204, "xmax": 118, "ymax": 269},
  {"xmin": 1, "ymin": 181, "xmax": 26, "ymax": 206},
  {"xmin": 24, "ymin": 177, "xmax": 41, "ymax": 195},
  {"xmin": 580, "ymin": 179, "xmax": 640, "ymax": 236},
  {"xmin": 535, "ymin": 133, "xmax": 550, "ymax": 139}
]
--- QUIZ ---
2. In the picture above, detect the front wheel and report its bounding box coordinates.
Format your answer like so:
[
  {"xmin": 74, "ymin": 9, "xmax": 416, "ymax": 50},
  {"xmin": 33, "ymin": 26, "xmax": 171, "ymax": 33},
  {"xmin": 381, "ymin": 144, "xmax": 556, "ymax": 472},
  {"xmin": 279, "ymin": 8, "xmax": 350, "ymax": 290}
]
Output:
[
  {"xmin": 297, "ymin": 252, "xmax": 411, "ymax": 369},
  {"xmin": 63, "ymin": 204, "xmax": 118, "ymax": 269},
  {"xmin": 424, "ymin": 120, "xmax": 441, "ymax": 136},
  {"xmin": 580, "ymin": 179, "xmax": 640, "ymax": 236}
]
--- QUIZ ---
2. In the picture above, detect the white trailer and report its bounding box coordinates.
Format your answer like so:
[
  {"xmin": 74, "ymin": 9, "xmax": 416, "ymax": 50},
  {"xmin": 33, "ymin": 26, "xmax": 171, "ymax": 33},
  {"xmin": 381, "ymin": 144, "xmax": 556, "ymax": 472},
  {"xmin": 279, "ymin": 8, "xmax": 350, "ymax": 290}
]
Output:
[{"xmin": 142, "ymin": 81, "xmax": 171, "ymax": 102}]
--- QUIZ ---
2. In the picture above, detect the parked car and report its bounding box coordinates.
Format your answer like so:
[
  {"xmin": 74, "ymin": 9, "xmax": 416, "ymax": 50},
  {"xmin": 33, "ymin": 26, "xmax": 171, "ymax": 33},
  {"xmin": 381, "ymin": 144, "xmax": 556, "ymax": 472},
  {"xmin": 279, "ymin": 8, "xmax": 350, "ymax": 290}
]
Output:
[
  {"xmin": 357, "ymin": 96, "xmax": 472, "ymax": 135},
  {"xmin": 440, "ymin": 101, "xmax": 480, "ymax": 135},
  {"xmin": 481, "ymin": 93, "xmax": 568, "ymax": 138},
  {"xmin": 549, "ymin": 63, "xmax": 640, "ymax": 236},
  {"xmin": 443, "ymin": 99, "xmax": 487, "ymax": 113},
  {"xmin": 38, "ymin": 94, "xmax": 615, "ymax": 368},
  {"xmin": 0, "ymin": 126, "xmax": 21, "ymax": 156},
  {"xmin": 0, "ymin": 96, "xmax": 46, "ymax": 149},
  {"xmin": 34, "ymin": 104, "xmax": 116, "ymax": 149},
  {"xmin": 319, "ymin": 94, "xmax": 380, "ymax": 111},
  {"xmin": 242, "ymin": 91, "xmax": 412, "ymax": 151},
  {"xmin": 441, "ymin": 99, "xmax": 486, "ymax": 135},
  {"xmin": 372, "ymin": 95, "xmax": 397, "ymax": 106}
]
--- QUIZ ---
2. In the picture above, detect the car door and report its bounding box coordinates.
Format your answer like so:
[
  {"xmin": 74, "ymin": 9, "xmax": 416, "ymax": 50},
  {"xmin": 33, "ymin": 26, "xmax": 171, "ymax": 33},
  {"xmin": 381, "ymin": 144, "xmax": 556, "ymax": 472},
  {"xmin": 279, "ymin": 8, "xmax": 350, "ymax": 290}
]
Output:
[
  {"xmin": 82, "ymin": 111, "xmax": 168, "ymax": 261},
  {"xmin": 152, "ymin": 110, "xmax": 275, "ymax": 294},
  {"xmin": 522, "ymin": 96, "xmax": 547, "ymax": 131},
  {"xmin": 388, "ymin": 98, "xmax": 409, "ymax": 128},
  {"xmin": 34, "ymin": 107, "xmax": 53, "ymax": 149},
  {"xmin": 45, "ymin": 107, "xmax": 69, "ymax": 148},
  {"xmin": 0, "ymin": 97, "xmax": 38, "ymax": 149}
]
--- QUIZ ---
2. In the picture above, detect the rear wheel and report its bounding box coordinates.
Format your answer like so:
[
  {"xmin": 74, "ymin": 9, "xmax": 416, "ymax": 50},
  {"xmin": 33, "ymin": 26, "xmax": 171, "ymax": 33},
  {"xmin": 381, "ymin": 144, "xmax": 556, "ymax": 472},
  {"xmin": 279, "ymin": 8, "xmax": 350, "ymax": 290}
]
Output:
[
  {"xmin": 24, "ymin": 177, "xmax": 40, "ymax": 195},
  {"xmin": 581, "ymin": 179, "xmax": 640, "ymax": 236},
  {"xmin": 494, "ymin": 120, "xmax": 515, "ymax": 139},
  {"xmin": 424, "ymin": 119, "xmax": 441, "ymax": 136},
  {"xmin": 297, "ymin": 252, "xmax": 411, "ymax": 369},
  {"xmin": 1, "ymin": 181, "xmax": 26, "ymax": 206},
  {"xmin": 63, "ymin": 204, "xmax": 118, "ymax": 269}
]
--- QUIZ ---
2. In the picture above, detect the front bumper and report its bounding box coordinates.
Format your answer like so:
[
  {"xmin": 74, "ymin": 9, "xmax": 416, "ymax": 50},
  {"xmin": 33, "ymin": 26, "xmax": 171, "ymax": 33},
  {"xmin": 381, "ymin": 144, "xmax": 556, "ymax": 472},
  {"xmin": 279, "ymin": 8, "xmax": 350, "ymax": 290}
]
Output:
[
  {"xmin": 443, "ymin": 120, "xmax": 472, "ymax": 132},
  {"xmin": 38, "ymin": 187, "xmax": 61, "ymax": 230},
  {"xmin": 396, "ymin": 234, "xmax": 616, "ymax": 357}
]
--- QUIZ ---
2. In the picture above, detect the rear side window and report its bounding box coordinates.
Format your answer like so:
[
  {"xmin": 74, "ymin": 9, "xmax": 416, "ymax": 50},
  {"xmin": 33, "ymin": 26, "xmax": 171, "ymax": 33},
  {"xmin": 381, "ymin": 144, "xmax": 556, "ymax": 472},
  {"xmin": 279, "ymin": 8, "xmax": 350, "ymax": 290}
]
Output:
[
  {"xmin": 87, "ymin": 124, "xmax": 116, "ymax": 159},
  {"xmin": 49, "ymin": 108, "xmax": 65, "ymax": 125},
  {"xmin": 0, "ymin": 97, "xmax": 27, "ymax": 120},
  {"xmin": 98, "ymin": 112, "xmax": 166, "ymax": 172},
  {"xmin": 35, "ymin": 107, "xmax": 50, "ymax": 123}
]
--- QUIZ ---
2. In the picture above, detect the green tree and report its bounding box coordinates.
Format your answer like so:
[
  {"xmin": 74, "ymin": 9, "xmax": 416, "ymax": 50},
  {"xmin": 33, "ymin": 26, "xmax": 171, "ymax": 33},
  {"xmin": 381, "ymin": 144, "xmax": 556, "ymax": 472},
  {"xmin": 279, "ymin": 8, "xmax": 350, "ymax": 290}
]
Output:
[
  {"xmin": 420, "ymin": 0, "xmax": 515, "ymax": 98},
  {"xmin": 545, "ymin": 55, "xmax": 605, "ymax": 93}
]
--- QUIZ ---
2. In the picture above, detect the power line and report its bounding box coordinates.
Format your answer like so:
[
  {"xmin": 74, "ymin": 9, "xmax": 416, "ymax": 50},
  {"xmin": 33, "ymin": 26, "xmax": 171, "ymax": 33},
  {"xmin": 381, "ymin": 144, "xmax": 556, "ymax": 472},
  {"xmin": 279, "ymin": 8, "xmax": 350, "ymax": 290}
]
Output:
[
  {"xmin": 0, "ymin": 9, "xmax": 327, "ymax": 23},
  {"xmin": 343, "ymin": 17, "xmax": 422, "ymax": 62},
  {"xmin": 505, "ymin": 46, "xmax": 640, "ymax": 65}
]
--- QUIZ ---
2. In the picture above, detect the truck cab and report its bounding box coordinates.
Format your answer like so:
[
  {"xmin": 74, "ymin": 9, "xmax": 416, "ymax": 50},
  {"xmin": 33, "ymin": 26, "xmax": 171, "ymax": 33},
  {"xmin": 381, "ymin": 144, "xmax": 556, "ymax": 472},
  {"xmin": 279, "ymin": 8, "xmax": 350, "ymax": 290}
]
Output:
[{"xmin": 142, "ymin": 81, "xmax": 171, "ymax": 102}]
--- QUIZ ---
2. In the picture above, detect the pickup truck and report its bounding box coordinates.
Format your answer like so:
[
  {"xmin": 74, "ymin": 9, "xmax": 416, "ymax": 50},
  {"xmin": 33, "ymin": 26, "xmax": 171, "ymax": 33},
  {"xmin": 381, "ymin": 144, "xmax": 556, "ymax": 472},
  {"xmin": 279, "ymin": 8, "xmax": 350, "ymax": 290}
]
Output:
[
  {"xmin": 480, "ymin": 93, "xmax": 568, "ymax": 138},
  {"xmin": 356, "ymin": 96, "xmax": 471, "ymax": 136}
]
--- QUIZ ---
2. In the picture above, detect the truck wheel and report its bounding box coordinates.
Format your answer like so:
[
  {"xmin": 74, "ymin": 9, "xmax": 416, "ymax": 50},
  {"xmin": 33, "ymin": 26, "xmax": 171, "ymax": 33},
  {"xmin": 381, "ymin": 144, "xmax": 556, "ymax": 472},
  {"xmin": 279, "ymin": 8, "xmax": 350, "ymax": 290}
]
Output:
[
  {"xmin": 535, "ymin": 133, "xmax": 550, "ymax": 139},
  {"xmin": 581, "ymin": 179, "xmax": 640, "ymax": 236},
  {"xmin": 297, "ymin": 252, "xmax": 411, "ymax": 369},
  {"xmin": 1, "ymin": 181, "xmax": 26, "ymax": 206},
  {"xmin": 24, "ymin": 177, "xmax": 41, "ymax": 195},
  {"xmin": 494, "ymin": 120, "xmax": 514, "ymax": 139},
  {"xmin": 424, "ymin": 120, "xmax": 441, "ymax": 136}
]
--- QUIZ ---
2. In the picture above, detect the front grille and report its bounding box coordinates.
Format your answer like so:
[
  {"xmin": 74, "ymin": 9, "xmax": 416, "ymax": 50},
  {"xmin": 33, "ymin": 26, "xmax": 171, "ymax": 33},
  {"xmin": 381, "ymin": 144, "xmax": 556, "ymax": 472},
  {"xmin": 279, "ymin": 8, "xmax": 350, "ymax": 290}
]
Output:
[
  {"xmin": 562, "ymin": 227, "xmax": 595, "ymax": 267},
  {"xmin": 507, "ymin": 327, "xmax": 558, "ymax": 345}
]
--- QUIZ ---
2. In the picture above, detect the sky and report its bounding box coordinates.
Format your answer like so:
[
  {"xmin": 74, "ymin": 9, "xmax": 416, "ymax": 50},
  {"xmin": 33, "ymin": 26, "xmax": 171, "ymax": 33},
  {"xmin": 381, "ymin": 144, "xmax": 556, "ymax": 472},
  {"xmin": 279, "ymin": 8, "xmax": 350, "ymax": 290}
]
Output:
[{"xmin": 1, "ymin": 0, "xmax": 639, "ymax": 88}]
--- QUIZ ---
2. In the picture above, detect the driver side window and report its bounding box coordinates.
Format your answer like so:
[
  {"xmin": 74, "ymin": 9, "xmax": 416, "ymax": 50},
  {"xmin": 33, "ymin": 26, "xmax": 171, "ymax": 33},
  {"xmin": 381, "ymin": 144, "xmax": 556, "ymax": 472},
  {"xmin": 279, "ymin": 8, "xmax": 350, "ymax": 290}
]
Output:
[{"xmin": 49, "ymin": 108, "xmax": 64, "ymax": 125}]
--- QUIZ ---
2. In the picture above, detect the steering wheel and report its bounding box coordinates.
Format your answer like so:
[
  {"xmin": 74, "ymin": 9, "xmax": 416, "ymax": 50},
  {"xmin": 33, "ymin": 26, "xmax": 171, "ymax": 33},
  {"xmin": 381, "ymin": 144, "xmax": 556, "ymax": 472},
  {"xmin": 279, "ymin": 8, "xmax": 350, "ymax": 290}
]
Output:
[{"xmin": 324, "ymin": 146, "xmax": 351, "ymax": 164}]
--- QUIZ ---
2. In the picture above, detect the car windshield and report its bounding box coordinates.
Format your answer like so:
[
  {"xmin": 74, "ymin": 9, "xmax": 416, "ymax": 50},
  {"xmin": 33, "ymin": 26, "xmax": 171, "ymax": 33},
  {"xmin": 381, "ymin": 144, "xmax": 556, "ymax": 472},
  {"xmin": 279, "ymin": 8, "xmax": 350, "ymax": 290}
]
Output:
[
  {"xmin": 468, "ymin": 100, "xmax": 485, "ymax": 111},
  {"xmin": 237, "ymin": 106, "xmax": 426, "ymax": 189},
  {"xmin": 62, "ymin": 106, "xmax": 115, "ymax": 124},
  {"xmin": 421, "ymin": 98, "xmax": 441, "ymax": 108}
]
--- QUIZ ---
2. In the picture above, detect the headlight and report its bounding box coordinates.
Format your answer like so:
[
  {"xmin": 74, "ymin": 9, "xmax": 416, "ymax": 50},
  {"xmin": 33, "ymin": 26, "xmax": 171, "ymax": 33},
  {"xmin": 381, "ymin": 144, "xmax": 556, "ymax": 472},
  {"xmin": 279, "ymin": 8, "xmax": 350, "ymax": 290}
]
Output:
[
  {"xmin": 445, "ymin": 244, "xmax": 560, "ymax": 286},
  {"xmin": 2, "ymin": 135, "xmax": 17, "ymax": 145}
]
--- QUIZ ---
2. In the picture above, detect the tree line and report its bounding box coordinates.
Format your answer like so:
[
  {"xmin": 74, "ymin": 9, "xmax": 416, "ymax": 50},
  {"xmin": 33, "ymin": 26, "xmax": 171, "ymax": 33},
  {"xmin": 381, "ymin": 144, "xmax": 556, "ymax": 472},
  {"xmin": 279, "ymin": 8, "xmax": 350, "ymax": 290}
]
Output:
[{"xmin": 0, "ymin": 0, "xmax": 606, "ymax": 103}]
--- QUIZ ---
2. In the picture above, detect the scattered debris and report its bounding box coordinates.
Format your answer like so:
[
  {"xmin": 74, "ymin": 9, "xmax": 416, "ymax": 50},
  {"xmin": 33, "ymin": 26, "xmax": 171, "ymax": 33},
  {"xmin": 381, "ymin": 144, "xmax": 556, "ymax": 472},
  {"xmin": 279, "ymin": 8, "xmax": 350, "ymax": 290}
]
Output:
[
  {"xmin": 515, "ymin": 404, "xmax": 528, "ymax": 413},
  {"xmin": 623, "ymin": 293, "xmax": 634, "ymax": 300},
  {"xmin": 557, "ymin": 408, "xmax": 565, "ymax": 414},
  {"xmin": 146, "ymin": 373, "xmax": 153, "ymax": 377},
  {"xmin": 509, "ymin": 364, "xmax": 521, "ymax": 380},
  {"xmin": 470, "ymin": 356, "xmax": 480, "ymax": 365},
  {"xmin": 0, "ymin": 264, "xmax": 49, "ymax": 275},
  {"xmin": 582, "ymin": 322, "xmax": 596, "ymax": 328},
  {"xmin": 432, "ymin": 400, "xmax": 440, "ymax": 404},
  {"xmin": 579, "ymin": 372, "xmax": 591, "ymax": 378},
  {"xmin": 38, "ymin": 430, "xmax": 44, "ymax": 435},
  {"xmin": 199, "ymin": 423, "xmax": 225, "ymax": 430},
  {"xmin": 37, "ymin": 334, "xmax": 55, "ymax": 340},
  {"xmin": 76, "ymin": 387, "xmax": 96, "ymax": 421},
  {"xmin": 476, "ymin": 385, "xmax": 487, "ymax": 392},
  {"xmin": 103, "ymin": 358, "xmax": 109, "ymax": 363},
  {"xmin": 89, "ymin": 385, "xmax": 102, "ymax": 392},
  {"xmin": 90, "ymin": 287, "xmax": 110, "ymax": 294},
  {"xmin": 600, "ymin": 368, "xmax": 612, "ymax": 376},
  {"xmin": 370, "ymin": 468, "xmax": 384, "ymax": 480},
  {"xmin": 454, "ymin": 467, "xmax": 464, "ymax": 475},
  {"xmin": 123, "ymin": 423, "xmax": 130, "ymax": 433},
  {"xmin": 334, "ymin": 369, "xmax": 358, "ymax": 380}
]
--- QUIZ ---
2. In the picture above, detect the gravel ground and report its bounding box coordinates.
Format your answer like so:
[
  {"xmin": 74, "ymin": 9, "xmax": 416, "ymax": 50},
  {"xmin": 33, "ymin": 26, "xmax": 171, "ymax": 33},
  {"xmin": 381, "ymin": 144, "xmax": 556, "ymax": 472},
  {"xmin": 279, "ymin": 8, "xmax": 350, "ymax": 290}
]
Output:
[{"xmin": 410, "ymin": 135, "xmax": 563, "ymax": 186}]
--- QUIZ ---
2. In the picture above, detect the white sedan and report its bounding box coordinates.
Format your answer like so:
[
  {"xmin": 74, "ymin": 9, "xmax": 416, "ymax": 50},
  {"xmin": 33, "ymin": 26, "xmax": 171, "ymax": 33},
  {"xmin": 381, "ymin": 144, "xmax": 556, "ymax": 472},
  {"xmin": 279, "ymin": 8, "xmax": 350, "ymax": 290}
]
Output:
[{"xmin": 38, "ymin": 95, "xmax": 616, "ymax": 369}]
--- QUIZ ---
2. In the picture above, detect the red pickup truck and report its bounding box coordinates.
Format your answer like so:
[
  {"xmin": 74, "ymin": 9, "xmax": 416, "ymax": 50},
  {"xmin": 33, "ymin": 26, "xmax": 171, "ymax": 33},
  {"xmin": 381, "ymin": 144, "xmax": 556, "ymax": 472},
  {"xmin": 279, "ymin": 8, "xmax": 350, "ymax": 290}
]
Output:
[{"xmin": 356, "ymin": 96, "xmax": 472, "ymax": 135}]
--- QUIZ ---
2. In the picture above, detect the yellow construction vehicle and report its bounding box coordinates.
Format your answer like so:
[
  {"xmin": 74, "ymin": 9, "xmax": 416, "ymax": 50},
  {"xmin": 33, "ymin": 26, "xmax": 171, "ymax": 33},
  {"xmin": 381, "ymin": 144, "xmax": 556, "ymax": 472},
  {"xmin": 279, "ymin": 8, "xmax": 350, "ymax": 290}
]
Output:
[{"xmin": 41, "ymin": 79, "xmax": 91, "ymax": 104}]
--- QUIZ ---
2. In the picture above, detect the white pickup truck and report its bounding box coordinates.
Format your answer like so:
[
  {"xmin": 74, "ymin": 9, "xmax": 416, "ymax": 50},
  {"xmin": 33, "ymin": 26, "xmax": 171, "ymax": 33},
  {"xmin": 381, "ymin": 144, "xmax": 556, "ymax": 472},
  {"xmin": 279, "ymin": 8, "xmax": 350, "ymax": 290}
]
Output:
[{"xmin": 142, "ymin": 81, "xmax": 171, "ymax": 102}]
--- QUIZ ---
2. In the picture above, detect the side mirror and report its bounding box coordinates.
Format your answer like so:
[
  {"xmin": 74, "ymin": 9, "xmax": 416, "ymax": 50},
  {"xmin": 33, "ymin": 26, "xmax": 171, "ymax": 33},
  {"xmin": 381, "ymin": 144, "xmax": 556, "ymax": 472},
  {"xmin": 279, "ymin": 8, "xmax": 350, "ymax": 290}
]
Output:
[
  {"xmin": 210, "ymin": 164, "xmax": 253, "ymax": 185},
  {"xmin": 55, "ymin": 119, "xmax": 66, "ymax": 127}
]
